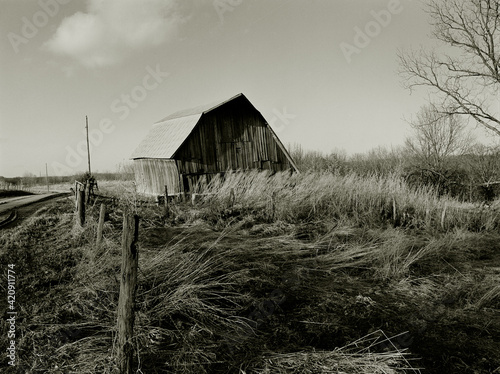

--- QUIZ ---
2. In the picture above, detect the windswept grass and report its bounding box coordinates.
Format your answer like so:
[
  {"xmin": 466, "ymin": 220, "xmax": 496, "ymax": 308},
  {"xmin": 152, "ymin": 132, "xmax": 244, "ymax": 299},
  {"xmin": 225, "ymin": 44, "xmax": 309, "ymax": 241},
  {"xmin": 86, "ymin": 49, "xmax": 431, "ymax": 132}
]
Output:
[{"xmin": 199, "ymin": 170, "xmax": 500, "ymax": 232}]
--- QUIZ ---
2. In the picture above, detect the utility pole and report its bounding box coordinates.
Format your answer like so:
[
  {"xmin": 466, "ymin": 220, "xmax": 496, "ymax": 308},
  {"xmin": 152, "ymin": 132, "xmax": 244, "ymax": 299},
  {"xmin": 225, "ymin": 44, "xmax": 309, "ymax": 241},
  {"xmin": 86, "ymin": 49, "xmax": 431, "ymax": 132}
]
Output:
[
  {"xmin": 45, "ymin": 163, "xmax": 49, "ymax": 192},
  {"xmin": 86, "ymin": 115, "xmax": 91, "ymax": 176}
]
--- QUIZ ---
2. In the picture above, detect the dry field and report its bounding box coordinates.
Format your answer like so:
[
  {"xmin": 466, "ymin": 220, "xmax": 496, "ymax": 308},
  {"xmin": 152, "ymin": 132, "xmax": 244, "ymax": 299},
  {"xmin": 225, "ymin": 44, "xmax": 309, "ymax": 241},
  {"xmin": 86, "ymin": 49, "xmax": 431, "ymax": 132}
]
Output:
[{"xmin": 1, "ymin": 171, "xmax": 499, "ymax": 373}]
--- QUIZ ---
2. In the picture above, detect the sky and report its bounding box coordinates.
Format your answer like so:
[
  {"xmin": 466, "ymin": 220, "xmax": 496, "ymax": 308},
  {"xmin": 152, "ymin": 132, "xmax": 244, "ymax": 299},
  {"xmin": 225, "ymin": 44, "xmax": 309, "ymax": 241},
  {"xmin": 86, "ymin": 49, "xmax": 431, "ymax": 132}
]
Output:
[{"xmin": 0, "ymin": 0, "xmax": 489, "ymax": 177}]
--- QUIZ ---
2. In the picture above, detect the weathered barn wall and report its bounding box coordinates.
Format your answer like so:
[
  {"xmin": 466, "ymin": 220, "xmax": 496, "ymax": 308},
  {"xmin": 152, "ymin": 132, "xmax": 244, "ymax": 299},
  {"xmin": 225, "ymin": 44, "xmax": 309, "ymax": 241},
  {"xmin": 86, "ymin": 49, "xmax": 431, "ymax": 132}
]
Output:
[
  {"xmin": 133, "ymin": 159, "xmax": 180, "ymax": 196},
  {"xmin": 173, "ymin": 96, "xmax": 294, "ymax": 176}
]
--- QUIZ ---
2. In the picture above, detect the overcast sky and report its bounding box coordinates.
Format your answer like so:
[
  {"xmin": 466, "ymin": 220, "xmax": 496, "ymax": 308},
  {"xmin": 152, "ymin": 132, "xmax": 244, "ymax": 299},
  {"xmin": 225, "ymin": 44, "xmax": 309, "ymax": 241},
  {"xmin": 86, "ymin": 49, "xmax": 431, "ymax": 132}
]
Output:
[{"xmin": 0, "ymin": 0, "xmax": 487, "ymax": 177}]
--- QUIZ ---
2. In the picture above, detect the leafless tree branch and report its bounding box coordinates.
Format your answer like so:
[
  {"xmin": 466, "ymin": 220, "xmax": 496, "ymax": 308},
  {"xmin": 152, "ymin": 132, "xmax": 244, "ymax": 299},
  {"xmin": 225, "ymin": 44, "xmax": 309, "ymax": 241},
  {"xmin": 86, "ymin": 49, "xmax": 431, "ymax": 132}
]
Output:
[{"xmin": 399, "ymin": 0, "xmax": 500, "ymax": 136}]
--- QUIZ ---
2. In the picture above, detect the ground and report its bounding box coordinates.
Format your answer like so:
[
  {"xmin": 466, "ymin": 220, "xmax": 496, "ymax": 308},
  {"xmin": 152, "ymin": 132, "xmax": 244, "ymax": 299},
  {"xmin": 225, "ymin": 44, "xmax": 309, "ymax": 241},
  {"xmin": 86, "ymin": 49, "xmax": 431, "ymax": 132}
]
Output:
[{"xmin": 0, "ymin": 181, "xmax": 499, "ymax": 373}]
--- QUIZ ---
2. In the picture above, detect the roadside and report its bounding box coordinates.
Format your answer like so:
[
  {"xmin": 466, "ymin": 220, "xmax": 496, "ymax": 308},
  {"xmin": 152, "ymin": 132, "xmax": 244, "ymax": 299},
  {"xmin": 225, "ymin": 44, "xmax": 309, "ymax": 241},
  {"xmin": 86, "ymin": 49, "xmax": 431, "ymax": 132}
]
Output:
[
  {"xmin": 0, "ymin": 192, "xmax": 71, "ymax": 229},
  {"xmin": 0, "ymin": 190, "xmax": 34, "ymax": 201}
]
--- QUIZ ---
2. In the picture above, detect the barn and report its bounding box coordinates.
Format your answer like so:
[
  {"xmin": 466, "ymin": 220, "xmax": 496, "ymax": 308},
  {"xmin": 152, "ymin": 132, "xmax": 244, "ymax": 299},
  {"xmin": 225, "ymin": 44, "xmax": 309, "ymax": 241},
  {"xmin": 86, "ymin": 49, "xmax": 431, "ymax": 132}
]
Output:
[{"xmin": 131, "ymin": 93, "xmax": 298, "ymax": 197}]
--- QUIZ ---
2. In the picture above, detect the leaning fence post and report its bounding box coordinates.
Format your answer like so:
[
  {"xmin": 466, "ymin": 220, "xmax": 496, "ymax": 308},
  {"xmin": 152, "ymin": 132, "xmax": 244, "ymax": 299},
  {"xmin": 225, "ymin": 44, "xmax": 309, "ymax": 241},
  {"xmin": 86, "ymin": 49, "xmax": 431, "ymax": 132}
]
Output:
[
  {"xmin": 77, "ymin": 189, "xmax": 85, "ymax": 226},
  {"xmin": 75, "ymin": 183, "xmax": 78, "ymax": 210},
  {"xmin": 96, "ymin": 203, "xmax": 106, "ymax": 247},
  {"xmin": 116, "ymin": 210, "xmax": 139, "ymax": 374}
]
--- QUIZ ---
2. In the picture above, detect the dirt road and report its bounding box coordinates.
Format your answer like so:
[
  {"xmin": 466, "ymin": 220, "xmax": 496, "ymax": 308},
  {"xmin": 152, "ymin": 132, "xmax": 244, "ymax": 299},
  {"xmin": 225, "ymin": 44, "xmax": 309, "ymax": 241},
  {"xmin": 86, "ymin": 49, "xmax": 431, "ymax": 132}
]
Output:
[{"xmin": 0, "ymin": 193, "xmax": 71, "ymax": 228}]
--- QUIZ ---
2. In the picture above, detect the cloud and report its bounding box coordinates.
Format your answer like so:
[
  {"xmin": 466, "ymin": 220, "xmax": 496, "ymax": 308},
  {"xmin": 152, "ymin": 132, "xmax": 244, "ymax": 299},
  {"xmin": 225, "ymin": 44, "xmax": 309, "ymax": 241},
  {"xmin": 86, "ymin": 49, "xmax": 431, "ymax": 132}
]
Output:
[{"xmin": 44, "ymin": 0, "xmax": 184, "ymax": 68}]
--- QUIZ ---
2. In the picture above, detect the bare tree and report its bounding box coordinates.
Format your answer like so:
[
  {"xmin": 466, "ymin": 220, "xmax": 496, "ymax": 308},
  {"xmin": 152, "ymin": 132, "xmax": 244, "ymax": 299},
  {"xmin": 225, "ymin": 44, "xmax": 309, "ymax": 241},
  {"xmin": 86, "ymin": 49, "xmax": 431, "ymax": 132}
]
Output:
[
  {"xmin": 448, "ymin": 142, "xmax": 500, "ymax": 201},
  {"xmin": 468, "ymin": 143, "xmax": 500, "ymax": 184},
  {"xmin": 405, "ymin": 105, "xmax": 474, "ymax": 195},
  {"xmin": 405, "ymin": 105, "xmax": 473, "ymax": 167},
  {"xmin": 22, "ymin": 172, "xmax": 37, "ymax": 188},
  {"xmin": 399, "ymin": 0, "xmax": 500, "ymax": 135}
]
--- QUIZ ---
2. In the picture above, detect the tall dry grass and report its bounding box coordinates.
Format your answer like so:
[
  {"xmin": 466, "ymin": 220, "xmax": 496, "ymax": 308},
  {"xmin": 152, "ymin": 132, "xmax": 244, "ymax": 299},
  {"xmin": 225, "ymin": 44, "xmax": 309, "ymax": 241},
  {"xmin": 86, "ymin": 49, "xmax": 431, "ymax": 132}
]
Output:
[{"xmin": 199, "ymin": 170, "xmax": 500, "ymax": 232}]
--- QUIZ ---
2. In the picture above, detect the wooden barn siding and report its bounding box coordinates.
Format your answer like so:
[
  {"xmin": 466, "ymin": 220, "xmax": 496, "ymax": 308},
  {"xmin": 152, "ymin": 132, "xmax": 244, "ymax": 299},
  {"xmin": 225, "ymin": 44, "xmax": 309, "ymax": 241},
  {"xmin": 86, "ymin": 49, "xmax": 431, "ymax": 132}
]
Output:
[
  {"xmin": 174, "ymin": 97, "xmax": 293, "ymax": 177},
  {"xmin": 133, "ymin": 159, "xmax": 180, "ymax": 196}
]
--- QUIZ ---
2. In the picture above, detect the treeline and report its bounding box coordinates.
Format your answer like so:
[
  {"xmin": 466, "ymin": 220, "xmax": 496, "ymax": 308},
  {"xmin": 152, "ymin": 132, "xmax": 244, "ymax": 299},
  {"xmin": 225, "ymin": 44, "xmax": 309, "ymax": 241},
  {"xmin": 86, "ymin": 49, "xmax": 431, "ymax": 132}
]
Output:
[
  {"xmin": 0, "ymin": 171, "xmax": 135, "ymax": 190},
  {"xmin": 288, "ymin": 105, "xmax": 500, "ymax": 203},
  {"xmin": 288, "ymin": 143, "xmax": 500, "ymax": 203},
  {"xmin": 0, "ymin": 161, "xmax": 136, "ymax": 189}
]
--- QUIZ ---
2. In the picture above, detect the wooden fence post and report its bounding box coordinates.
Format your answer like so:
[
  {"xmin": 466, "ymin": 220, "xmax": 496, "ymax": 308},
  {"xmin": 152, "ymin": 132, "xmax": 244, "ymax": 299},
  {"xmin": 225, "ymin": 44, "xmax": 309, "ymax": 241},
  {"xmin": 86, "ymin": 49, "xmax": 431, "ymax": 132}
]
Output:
[
  {"xmin": 164, "ymin": 185, "xmax": 169, "ymax": 218},
  {"xmin": 116, "ymin": 211, "xmax": 139, "ymax": 374},
  {"xmin": 75, "ymin": 183, "xmax": 78, "ymax": 210},
  {"xmin": 77, "ymin": 189, "xmax": 85, "ymax": 226},
  {"xmin": 85, "ymin": 180, "xmax": 91, "ymax": 204},
  {"xmin": 392, "ymin": 197, "xmax": 397, "ymax": 226},
  {"xmin": 96, "ymin": 203, "xmax": 106, "ymax": 247}
]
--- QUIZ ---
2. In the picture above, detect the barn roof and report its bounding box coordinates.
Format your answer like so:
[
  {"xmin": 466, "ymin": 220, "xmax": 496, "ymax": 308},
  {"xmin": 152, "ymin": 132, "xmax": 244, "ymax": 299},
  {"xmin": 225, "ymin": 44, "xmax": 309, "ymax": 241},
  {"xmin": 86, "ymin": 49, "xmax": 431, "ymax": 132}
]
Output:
[
  {"xmin": 155, "ymin": 93, "xmax": 244, "ymax": 123},
  {"xmin": 131, "ymin": 114, "xmax": 202, "ymax": 159},
  {"xmin": 131, "ymin": 93, "xmax": 244, "ymax": 159}
]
